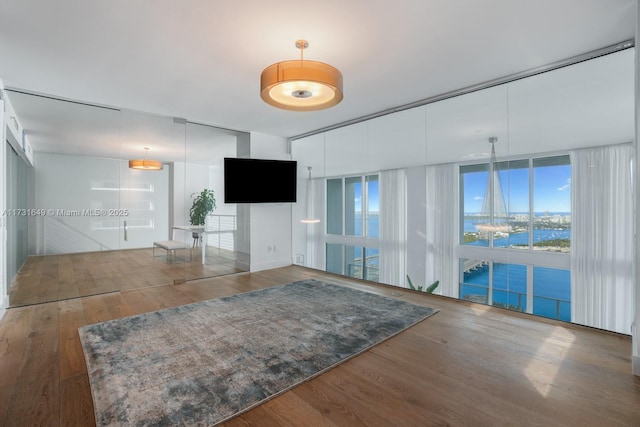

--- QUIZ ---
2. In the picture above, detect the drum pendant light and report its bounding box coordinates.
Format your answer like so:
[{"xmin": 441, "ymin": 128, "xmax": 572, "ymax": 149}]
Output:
[
  {"xmin": 261, "ymin": 40, "xmax": 343, "ymax": 111},
  {"xmin": 129, "ymin": 147, "xmax": 163, "ymax": 170}
]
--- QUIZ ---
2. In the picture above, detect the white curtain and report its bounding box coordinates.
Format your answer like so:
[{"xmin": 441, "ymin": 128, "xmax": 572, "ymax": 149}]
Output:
[
  {"xmin": 306, "ymin": 178, "xmax": 326, "ymax": 270},
  {"xmin": 571, "ymin": 143, "xmax": 634, "ymax": 334},
  {"xmin": 379, "ymin": 169, "xmax": 407, "ymax": 286},
  {"xmin": 425, "ymin": 163, "xmax": 457, "ymax": 297}
]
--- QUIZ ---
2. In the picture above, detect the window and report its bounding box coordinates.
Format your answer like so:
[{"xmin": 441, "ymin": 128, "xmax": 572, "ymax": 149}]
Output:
[
  {"xmin": 344, "ymin": 246, "xmax": 380, "ymax": 281},
  {"xmin": 326, "ymin": 243, "xmax": 342, "ymax": 276},
  {"xmin": 492, "ymin": 262, "xmax": 527, "ymax": 312},
  {"xmin": 326, "ymin": 174, "xmax": 379, "ymax": 281},
  {"xmin": 532, "ymin": 157, "xmax": 571, "ymax": 252},
  {"xmin": 497, "ymin": 159, "xmax": 529, "ymax": 250},
  {"xmin": 461, "ymin": 164, "xmax": 490, "ymax": 247},
  {"xmin": 365, "ymin": 175, "xmax": 379, "ymax": 238},
  {"xmin": 326, "ymin": 179, "xmax": 343, "ymax": 235},
  {"xmin": 459, "ymin": 154, "xmax": 571, "ymax": 320},
  {"xmin": 345, "ymin": 177, "xmax": 361, "ymax": 236},
  {"xmin": 533, "ymin": 266, "xmax": 571, "ymax": 321},
  {"xmin": 460, "ymin": 259, "xmax": 526, "ymax": 312},
  {"xmin": 461, "ymin": 260, "xmax": 570, "ymax": 320},
  {"xmin": 460, "ymin": 258, "xmax": 489, "ymax": 303},
  {"xmin": 461, "ymin": 155, "xmax": 570, "ymax": 252}
]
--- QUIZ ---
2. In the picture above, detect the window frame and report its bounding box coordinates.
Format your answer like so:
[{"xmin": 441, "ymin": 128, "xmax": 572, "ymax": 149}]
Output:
[
  {"xmin": 325, "ymin": 174, "xmax": 380, "ymax": 280},
  {"xmin": 457, "ymin": 152, "xmax": 571, "ymax": 317},
  {"xmin": 458, "ymin": 153, "xmax": 571, "ymax": 254}
]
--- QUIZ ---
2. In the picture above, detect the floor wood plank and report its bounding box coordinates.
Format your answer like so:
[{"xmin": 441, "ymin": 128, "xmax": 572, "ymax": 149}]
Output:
[
  {"xmin": 59, "ymin": 375, "xmax": 95, "ymax": 427},
  {"xmin": 0, "ymin": 265, "xmax": 639, "ymax": 426},
  {"xmin": 9, "ymin": 247, "xmax": 244, "ymax": 307},
  {"xmin": 4, "ymin": 303, "xmax": 60, "ymax": 426}
]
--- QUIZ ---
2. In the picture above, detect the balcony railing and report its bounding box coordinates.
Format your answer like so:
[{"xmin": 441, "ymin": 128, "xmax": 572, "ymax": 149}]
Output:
[
  {"xmin": 460, "ymin": 282, "xmax": 570, "ymax": 321},
  {"xmin": 205, "ymin": 214, "xmax": 236, "ymax": 251},
  {"xmin": 347, "ymin": 258, "xmax": 380, "ymax": 282}
]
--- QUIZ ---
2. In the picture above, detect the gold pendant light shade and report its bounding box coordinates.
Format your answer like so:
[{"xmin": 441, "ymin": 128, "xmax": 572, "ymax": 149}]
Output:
[
  {"xmin": 129, "ymin": 147, "xmax": 163, "ymax": 170},
  {"xmin": 128, "ymin": 159, "xmax": 163, "ymax": 170},
  {"xmin": 261, "ymin": 40, "xmax": 343, "ymax": 111}
]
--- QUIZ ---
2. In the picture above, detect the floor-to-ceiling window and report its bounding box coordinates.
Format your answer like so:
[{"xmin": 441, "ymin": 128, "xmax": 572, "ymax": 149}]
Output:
[
  {"xmin": 459, "ymin": 154, "xmax": 571, "ymax": 321},
  {"xmin": 291, "ymin": 46, "xmax": 634, "ymax": 335},
  {"xmin": 326, "ymin": 174, "xmax": 379, "ymax": 281}
]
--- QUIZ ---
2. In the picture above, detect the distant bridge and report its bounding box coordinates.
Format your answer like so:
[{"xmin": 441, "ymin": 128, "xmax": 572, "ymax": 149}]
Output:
[{"xmin": 463, "ymin": 259, "xmax": 488, "ymax": 273}]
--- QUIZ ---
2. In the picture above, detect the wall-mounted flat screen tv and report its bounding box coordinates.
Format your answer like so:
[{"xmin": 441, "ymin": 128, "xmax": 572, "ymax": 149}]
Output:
[{"xmin": 224, "ymin": 157, "xmax": 297, "ymax": 203}]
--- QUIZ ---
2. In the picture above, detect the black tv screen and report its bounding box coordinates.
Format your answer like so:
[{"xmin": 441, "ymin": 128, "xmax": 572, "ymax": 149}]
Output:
[{"xmin": 224, "ymin": 158, "xmax": 297, "ymax": 203}]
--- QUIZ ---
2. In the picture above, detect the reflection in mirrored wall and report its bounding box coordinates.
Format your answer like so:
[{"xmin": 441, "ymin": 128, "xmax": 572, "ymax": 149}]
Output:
[
  {"xmin": 5, "ymin": 91, "xmax": 248, "ymax": 307},
  {"xmin": 181, "ymin": 121, "xmax": 245, "ymax": 281},
  {"xmin": 292, "ymin": 47, "xmax": 635, "ymax": 335}
]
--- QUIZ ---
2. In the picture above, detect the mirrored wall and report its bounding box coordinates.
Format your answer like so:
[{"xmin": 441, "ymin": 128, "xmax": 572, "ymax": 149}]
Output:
[
  {"xmin": 5, "ymin": 91, "xmax": 248, "ymax": 307},
  {"xmin": 291, "ymin": 47, "xmax": 635, "ymax": 335}
]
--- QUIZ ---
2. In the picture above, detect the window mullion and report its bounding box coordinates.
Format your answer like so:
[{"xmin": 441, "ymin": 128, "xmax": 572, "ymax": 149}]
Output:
[
  {"xmin": 528, "ymin": 158, "xmax": 534, "ymax": 250},
  {"xmin": 342, "ymin": 177, "xmax": 346, "ymax": 236},
  {"xmin": 362, "ymin": 176, "xmax": 367, "ymax": 237},
  {"xmin": 362, "ymin": 245, "xmax": 367, "ymax": 280},
  {"xmin": 488, "ymin": 261, "xmax": 494, "ymax": 305},
  {"xmin": 526, "ymin": 264, "xmax": 534, "ymax": 314}
]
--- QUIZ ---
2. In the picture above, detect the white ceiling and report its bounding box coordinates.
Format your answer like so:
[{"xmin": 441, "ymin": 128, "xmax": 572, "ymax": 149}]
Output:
[{"xmin": 0, "ymin": 0, "xmax": 636, "ymax": 161}]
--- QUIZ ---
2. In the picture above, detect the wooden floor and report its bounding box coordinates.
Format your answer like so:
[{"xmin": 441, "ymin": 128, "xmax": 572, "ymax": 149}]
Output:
[
  {"xmin": 9, "ymin": 246, "xmax": 244, "ymax": 307},
  {"xmin": 0, "ymin": 265, "xmax": 639, "ymax": 426}
]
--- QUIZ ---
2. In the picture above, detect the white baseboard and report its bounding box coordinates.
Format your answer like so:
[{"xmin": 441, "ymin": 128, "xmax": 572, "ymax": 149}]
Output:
[{"xmin": 633, "ymin": 355, "xmax": 640, "ymax": 377}]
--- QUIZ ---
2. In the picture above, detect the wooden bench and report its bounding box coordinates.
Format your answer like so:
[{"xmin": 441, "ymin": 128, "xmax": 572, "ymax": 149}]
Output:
[{"xmin": 153, "ymin": 240, "xmax": 191, "ymax": 263}]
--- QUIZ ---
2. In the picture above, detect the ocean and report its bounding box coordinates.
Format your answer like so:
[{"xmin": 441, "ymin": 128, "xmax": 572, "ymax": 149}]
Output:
[
  {"xmin": 461, "ymin": 263, "xmax": 571, "ymax": 321},
  {"xmin": 462, "ymin": 216, "xmax": 571, "ymax": 321},
  {"xmin": 352, "ymin": 213, "xmax": 571, "ymax": 322}
]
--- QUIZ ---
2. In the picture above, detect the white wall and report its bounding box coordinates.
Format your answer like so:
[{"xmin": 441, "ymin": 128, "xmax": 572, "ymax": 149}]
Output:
[
  {"xmin": 119, "ymin": 161, "xmax": 170, "ymax": 250},
  {"xmin": 30, "ymin": 152, "xmax": 169, "ymax": 254},
  {"xmin": 247, "ymin": 132, "xmax": 293, "ymax": 272},
  {"xmin": 31, "ymin": 152, "xmax": 117, "ymax": 252}
]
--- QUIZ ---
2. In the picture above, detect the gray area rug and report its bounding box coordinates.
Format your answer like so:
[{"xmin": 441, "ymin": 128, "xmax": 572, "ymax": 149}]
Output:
[{"xmin": 79, "ymin": 279, "xmax": 438, "ymax": 426}]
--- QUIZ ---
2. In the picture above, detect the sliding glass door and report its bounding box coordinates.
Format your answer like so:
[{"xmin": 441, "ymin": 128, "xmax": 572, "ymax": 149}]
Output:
[
  {"xmin": 6, "ymin": 92, "xmax": 125, "ymax": 306},
  {"xmin": 5, "ymin": 89, "xmax": 249, "ymax": 307},
  {"xmin": 5, "ymin": 143, "xmax": 28, "ymax": 297},
  {"xmin": 182, "ymin": 122, "xmax": 246, "ymax": 281}
]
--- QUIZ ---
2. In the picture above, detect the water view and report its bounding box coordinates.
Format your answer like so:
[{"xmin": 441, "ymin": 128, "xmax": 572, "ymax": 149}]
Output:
[
  {"xmin": 461, "ymin": 262, "xmax": 571, "ymax": 321},
  {"xmin": 347, "ymin": 212, "xmax": 571, "ymax": 322},
  {"xmin": 463, "ymin": 212, "xmax": 571, "ymax": 252}
]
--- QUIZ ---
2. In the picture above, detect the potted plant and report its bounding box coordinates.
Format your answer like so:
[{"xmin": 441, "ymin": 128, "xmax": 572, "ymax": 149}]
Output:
[
  {"xmin": 189, "ymin": 189, "xmax": 216, "ymax": 244},
  {"xmin": 406, "ymin": 275, "xmax": 439, "ymax": 294}
]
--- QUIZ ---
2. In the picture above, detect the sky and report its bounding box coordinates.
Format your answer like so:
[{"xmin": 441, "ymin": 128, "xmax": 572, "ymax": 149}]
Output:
[
  {"xmin": 464, "ymin": 164, "xmax": 571, "ymax": 213},
  {"xmin": 351, "ymin": 163, "xmax": 571, "ymax": 214},
  {"xmin": 351, "ymin": 178, "xmax": 379, "ymax": 212}
]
